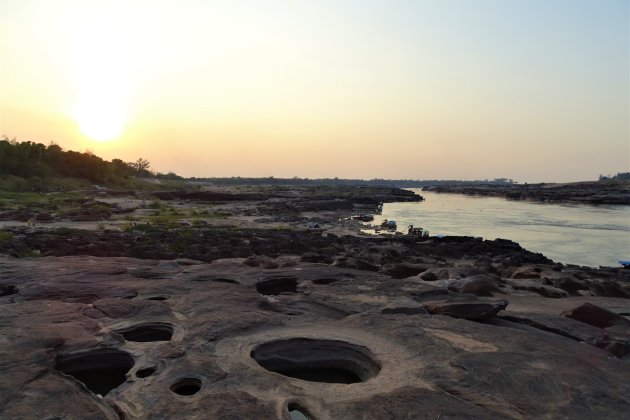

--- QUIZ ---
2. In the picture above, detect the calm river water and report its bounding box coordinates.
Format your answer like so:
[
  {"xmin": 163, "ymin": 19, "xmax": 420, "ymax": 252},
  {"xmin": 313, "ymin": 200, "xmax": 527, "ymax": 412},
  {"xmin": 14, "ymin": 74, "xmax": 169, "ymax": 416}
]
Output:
[{"xmin": 373, "ymin": 190, "xmax": 630, "ymax": 268}]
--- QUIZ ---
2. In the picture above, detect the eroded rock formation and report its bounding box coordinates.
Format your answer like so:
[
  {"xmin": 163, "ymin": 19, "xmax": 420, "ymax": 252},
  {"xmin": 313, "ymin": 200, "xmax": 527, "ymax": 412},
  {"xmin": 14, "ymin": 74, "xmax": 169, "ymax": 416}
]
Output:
[{"xmin": 1, "ymin": 249, "xmax": 629, "ymax": 419}]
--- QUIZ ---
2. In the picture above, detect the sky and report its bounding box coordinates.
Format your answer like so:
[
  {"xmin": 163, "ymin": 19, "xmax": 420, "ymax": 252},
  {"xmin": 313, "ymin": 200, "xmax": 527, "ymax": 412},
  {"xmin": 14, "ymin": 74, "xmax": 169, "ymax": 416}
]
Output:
[{"xmin": 0, "ymin": 0, "xmax": 628, "ymax": 182}]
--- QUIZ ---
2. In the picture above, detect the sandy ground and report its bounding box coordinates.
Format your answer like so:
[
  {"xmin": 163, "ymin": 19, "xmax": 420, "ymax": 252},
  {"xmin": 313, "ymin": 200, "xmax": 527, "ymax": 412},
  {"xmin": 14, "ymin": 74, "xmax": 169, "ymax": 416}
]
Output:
[{"xmin": 0, "ymin": 194, "xmax": 369, "ymax": 237}]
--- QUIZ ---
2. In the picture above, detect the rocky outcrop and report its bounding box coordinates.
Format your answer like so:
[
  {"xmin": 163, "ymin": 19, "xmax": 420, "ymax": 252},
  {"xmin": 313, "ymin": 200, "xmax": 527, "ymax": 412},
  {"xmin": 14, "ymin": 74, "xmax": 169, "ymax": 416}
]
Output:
[
  {"xmin": 1, "ymin": 183, "xmax": 629, "ymax": 418},
  {"xmin": 1, "ymin": 254, "xmax": 629, "ymax": 418}
]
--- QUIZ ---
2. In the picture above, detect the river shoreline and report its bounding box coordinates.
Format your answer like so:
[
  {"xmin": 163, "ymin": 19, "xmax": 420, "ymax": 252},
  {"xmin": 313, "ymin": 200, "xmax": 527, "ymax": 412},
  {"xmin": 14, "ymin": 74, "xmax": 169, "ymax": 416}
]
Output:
[
  {"xmin": 1, "ymin": 185, "xmax": 629, "ymax": 418},
  {"xmin": 423, "ymin": 180, "xmax": 630, "ymax": 205}
]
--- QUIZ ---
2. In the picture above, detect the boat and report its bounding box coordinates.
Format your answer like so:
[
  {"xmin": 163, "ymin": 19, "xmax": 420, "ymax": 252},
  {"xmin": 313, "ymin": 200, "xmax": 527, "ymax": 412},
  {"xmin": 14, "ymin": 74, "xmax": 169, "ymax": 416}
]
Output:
[
  {"xmin": 352, "ymin": 214, "xmax": 374, "ymax": 222},
  {"xmin": 407, "ymin": 225, "xmax": 429, "ymax": 237},
  {"xmin": 380, "ymin": 219, "xmax": 397, "ymax": 230}
]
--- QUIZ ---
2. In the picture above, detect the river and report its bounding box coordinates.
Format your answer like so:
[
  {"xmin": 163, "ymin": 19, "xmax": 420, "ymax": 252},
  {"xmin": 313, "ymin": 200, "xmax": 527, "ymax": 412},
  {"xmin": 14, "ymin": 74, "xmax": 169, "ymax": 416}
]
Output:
[{"xmin": 371, "ymin": 190, "xmax": 630, "ymax": 268}]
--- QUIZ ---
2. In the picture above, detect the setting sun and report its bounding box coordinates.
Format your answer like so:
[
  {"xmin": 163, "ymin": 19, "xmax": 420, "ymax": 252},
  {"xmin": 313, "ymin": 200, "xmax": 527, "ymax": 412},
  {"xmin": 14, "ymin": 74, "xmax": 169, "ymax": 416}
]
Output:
[
  {"xmin": 69, "ymin": 9, "xmax": 135, "ymax": 141},
  {"xmin": 72, "ymin": 94, "xmax": 127, "ymax": 141},
  {"xmin": 0, "ymin": 0, "xmax": 628, "ymax": 181}
]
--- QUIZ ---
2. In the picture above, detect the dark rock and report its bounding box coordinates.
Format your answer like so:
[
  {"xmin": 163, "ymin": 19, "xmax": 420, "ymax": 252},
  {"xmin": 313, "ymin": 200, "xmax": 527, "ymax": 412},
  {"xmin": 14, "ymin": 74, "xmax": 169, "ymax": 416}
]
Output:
[
  {"xmin": 500, "ymin": 313, "xmax": 610, "ymax": 348},
  {"xmin": 512, "ymin": 265, "xmax": 542, "ymax": 279},
  {"xmin": 423, "ymin": 298, "xmax": 509, "ymax": 321},
  {"xmin": 420, "ymin": 271, "xmax": 439, "ymax": 281},
  {"xmin": 503, "ymin": 278, "xmax": 569, "ymax": 298},
  {"xmin": 380, "ymin": 298, "xmax": 428, "ymax": 315},
  {"xmin": 447, "ymin": 274, "xmax": 500, "ymax": 296},
  {"xmin": 552, "ymin": 277, "xmax": 587, "ymax": 294},
  {"xmin": 563, "ymin": 303, "xmax": 630, "ymax": 329},
  {"xmin": 381, "ymin": 263, "xmax": 429, "ymax": 279}
]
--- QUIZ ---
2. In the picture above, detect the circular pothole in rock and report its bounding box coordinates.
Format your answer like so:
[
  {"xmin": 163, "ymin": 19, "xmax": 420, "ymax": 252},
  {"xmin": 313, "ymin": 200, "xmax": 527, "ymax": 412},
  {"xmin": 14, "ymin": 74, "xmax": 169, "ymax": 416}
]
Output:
[
  {"xmin": 255, "ymin": 277, "xmax": 298, "ymax": 295},
  {"xmin": 118, "ymin": 323, "xmax": 174, "ymax": 342},
  {"xmin": 0, "ymin": 285, "xmax": 19, "ymax": 297},
  {"xmin": 55, "ymin": 348, "xmax": 134, "ymax": 396},
  {"xmin": 136, "ymin": 366, "xmax": 156, "ymax": 378},
  {"xmin": 170, "ymin": 378, "xmax": 202, "ymax": 396},
  {"xmin": 251, "ymin": 338, "xmax": 380, "ymax": 384},
  {"xmin": 288, "ymin": 403, "xmax": 312, "ymax": 420}
]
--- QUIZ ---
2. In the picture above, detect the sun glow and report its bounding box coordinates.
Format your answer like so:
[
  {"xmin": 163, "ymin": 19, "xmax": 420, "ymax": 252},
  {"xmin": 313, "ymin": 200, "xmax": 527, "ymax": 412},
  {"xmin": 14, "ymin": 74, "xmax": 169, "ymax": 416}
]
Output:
[
  {"xmin": 72, "ymin": 94, "xmax": 127, "ymax": 141},
  {"xmin": 70, "ymin": 10, "xmax": 136, "ymax": 141}
]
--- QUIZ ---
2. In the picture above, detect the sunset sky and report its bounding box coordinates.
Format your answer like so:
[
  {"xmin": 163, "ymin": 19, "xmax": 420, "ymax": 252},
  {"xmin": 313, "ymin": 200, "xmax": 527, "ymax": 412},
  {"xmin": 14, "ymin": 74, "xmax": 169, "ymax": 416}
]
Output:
[{"xmin": 1, "ymin": 0, "xmax": 628, "ymax": 182}]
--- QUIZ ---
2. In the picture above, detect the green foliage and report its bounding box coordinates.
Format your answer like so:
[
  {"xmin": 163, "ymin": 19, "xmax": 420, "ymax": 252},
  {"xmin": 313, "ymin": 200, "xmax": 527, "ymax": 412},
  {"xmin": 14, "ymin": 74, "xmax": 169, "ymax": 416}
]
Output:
[
  {"xmin": 170, "ymin": 228, "xmax": 195, "ymax": 254},
  {"xmin": 147, "ymin": 214, "xmax": 181, "ymax": 228},
  {"xmin": 148, "ymin": 200, "xmax": 163, "ymax": 209},
  {"xmin": 0, "ymin": 230, "xmax": 14, "ymax": 243},
  {"xmin": 599, "ymin": 172, "xmax": 630, "ymax": 181},
  {"xmin": 0, "ymin": 138, "xmax": 178, "ymax": 190},
  {"xmin": 0, "ymin": 190, "xmax": 48, "ymax": 205},
  {"xmin": 49, "ymin": 227, "xmax": 90, "ymax": 237},
  {"xmin": 155, "ymin": 172, "xmax": 183, "ymax": 180},
  {"xmin": 17, "ymin": 249, "xmax": 41, "ymax": 258}
]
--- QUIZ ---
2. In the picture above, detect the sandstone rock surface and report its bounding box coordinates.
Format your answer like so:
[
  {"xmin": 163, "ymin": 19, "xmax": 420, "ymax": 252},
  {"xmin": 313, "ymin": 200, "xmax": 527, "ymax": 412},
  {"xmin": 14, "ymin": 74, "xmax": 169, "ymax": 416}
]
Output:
[
  {"xmin": 1, "ymin": 253, "xmax": 629, "ymax": 419},
  {"xmin": 1, "ymin": 186, "xmax": 629, "ymax": 419}
]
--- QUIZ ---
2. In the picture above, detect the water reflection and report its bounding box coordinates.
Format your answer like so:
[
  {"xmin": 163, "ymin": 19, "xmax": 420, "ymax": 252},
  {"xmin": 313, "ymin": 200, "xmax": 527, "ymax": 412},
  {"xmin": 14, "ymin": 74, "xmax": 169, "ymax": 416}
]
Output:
[{"xmin": 373, "ymin": 190, "xmax": 630, "ymax": 267}]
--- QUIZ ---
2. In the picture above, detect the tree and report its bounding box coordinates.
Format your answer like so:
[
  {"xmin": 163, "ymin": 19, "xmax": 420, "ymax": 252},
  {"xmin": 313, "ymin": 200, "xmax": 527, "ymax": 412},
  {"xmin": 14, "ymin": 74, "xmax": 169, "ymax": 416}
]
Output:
[{"xmin": 129, "ymin": 158, "xmax": 151, "ymax": 176}]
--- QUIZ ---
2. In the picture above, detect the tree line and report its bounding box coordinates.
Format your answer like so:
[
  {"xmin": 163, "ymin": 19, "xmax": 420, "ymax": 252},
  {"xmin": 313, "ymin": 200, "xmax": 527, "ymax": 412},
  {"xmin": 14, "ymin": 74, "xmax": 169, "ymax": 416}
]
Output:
[
  {"xmin": 190, "ymin": 176, "xmax": 517, "ymax": 188},
  {"xmin": 0, "ymin": 138, "xmax": 155, "ymax": 184},
  {"xmin": 599, "ymin": 173, "xmax": 630, "ymax": 181}
]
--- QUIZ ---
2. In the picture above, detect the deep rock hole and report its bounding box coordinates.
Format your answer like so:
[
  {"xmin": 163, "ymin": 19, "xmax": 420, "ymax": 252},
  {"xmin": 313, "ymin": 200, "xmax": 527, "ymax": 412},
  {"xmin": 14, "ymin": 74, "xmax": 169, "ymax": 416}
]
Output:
[
  {"xmin": 55, "ymin": 348, "xmax": 134, "ymax": 396},
  {"xmin": 147, "ymin": 296, "xmax": 167, "ymax": 301},
  {"xmin": 135, "ymin": 366, "xmax": 156, "ymax": 378},
  {"xmin": 251, "ymin": 338, "xmax": 380, "ymax": 384},
  {"xmin": 170, "ymin": 378, "xmax": 202, "ymax": 396},
  {"xmin": 256, "ymin": 277, "xmax": 298, "ymax": 295},
  {"xmin": 119, "ymin": 323, "xmax": 174, "ymax": 342},
  {"xmin": 0, "ymin": 285, "xmax": 18, "ymax": 297}
]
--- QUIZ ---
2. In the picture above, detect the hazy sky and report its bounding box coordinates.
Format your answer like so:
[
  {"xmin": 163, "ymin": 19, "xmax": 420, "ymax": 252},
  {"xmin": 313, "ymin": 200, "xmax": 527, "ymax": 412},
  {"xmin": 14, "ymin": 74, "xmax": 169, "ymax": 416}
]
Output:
[{"xmin": 1, "ymin": 0, "xmax": 628, "ymax": 182}]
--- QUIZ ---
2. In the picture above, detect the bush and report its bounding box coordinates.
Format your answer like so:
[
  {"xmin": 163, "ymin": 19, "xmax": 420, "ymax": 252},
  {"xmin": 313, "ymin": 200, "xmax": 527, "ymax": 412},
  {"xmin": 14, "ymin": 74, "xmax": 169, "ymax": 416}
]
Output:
[{"xmin": 0, "ymin": 230, "xmax": 14, "ymax": 243}]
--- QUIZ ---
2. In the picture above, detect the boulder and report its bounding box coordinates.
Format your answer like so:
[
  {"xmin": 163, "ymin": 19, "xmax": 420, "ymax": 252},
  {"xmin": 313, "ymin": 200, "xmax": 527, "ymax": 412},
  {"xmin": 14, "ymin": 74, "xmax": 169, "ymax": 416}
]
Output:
[
  {"xmin": 563, "ymin": 303, "xmax": 630, "ymax": 329},
  {"xmin": 447, "ymin": 274, "xmax": 500, "ymax": 296},
  {"xmin": 423, "ymin": 298, "xmax": 509, "ymax": 321}
]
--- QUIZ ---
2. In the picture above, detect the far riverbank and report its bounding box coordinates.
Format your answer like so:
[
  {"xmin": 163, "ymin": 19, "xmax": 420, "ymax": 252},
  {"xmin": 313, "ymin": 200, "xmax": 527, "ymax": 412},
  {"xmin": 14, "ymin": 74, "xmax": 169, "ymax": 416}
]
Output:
[{"xmin": 423, "ymin": 180, "xmax": 630, "ymax": 205}]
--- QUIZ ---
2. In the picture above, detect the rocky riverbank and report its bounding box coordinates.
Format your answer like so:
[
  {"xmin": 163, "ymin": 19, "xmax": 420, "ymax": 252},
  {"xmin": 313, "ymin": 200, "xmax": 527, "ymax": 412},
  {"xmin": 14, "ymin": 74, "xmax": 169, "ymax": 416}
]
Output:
[
  {"xmin": 423, "ymin": 181, "xmax": 630, "ymax": 205},
  {"xmin": 1, "ymin": 185, "xmax": 629, "ymax": 419}
]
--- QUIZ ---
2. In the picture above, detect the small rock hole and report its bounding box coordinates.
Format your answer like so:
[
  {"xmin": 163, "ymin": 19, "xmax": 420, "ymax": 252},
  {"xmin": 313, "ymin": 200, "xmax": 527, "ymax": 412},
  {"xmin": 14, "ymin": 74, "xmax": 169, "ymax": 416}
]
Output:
[
  {"xmin": 288, "ymin": 403, "xmax": 312, "ymax": 420},
  {"xmin": 147, "ymin": 296, "xmax": 167, "ymax": 301},
  {"xmin": 135, "ymin": 367, "xmax": 156, "ymax": 378},
  {"xmin": 170, "ymin": 378, "xmax": 201, "ymax": 396},
  {"xmin": 119, "ymin": 323, "xmax": 174, "ymax": 342},
  {"xmin": 0, "ymin": 285, "xmax": 19, "ymax": 297},
  {"xmin": 255, "ymin": 277, "xmax": 298, "ymax": 295}
]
